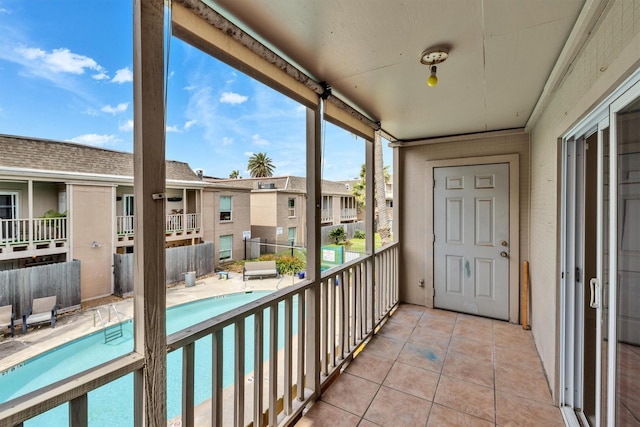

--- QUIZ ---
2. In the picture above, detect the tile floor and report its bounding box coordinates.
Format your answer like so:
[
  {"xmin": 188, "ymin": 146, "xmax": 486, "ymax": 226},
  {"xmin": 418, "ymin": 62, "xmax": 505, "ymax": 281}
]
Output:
[{"xmin": 296, "ymin": 303, "xmax": 564, "ymax": 427}]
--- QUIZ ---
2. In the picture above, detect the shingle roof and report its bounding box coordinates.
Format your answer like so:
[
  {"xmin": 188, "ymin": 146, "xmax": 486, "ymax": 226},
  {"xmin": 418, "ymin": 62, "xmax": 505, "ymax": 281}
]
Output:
[
  {"xmin": 210, "ymin": 176, "xmax": 354, "ymax": 195},
  {"xmin": 0, "ymin": 134, "xmax": 200, "ymax": 181}
]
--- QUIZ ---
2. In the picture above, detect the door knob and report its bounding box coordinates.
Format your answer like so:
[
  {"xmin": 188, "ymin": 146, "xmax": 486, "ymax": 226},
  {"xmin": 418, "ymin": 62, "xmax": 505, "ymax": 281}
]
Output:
[
  {"xmin": 501, "ymin": 241, "xmax": 508, "ymax": 246},
  {"xmin": 500, "ymin": 251, "xmax": 509, "ymax": 258}
]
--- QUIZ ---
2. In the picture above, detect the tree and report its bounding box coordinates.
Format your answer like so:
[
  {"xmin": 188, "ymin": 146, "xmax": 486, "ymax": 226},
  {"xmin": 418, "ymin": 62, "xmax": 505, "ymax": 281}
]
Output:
[
  {"xmin": 247, "ymin": 152, "xmax": 275, "ymax": 177},
  {"xmin": 229, "ymin": 170, "xmax": 241, "ymax": 179},
  {"xmin": 351, "ymin": 134, "xmax": 391, "ymax": 243},
  {"xmin": 374, "ymin": 133, "xmax": 391, "ymax": 243}
]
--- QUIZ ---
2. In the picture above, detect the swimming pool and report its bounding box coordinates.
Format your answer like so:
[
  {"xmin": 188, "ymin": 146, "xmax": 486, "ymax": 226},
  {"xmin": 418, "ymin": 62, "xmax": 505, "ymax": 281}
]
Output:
[{"xmin": 0, "ymin": 291, "xmax": 296, "ymax": 426}]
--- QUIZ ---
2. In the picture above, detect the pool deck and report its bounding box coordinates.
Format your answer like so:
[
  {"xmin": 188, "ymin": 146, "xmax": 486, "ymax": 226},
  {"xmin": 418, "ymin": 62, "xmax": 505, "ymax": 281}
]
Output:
[{"xmin": 0, "ymin": 271, "xmax": 303, "ymax": 373}]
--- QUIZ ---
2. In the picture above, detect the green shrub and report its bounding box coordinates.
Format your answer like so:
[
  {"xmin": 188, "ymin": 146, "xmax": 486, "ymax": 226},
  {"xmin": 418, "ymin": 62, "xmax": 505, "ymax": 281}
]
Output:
[
  {"xmin": 328, "ymin": 227, "xmax": 346, "ymax": 244},
  {"xmin": 353, "ymin": 230, "xmax": 365, "ymax": 239}
]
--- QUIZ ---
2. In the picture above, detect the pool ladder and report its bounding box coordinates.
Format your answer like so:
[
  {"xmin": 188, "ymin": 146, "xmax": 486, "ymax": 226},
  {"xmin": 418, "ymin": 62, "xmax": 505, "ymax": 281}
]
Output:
[{"xmin": 94, "ymin": 304, "xmax": 123, "ymax": 344}]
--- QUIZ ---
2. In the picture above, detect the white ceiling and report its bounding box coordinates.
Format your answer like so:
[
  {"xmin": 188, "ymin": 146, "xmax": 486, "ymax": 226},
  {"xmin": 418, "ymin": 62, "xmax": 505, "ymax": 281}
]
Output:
[{"xmin": 205, "ymin": 0, "xmax": 585, "ymax": 141}]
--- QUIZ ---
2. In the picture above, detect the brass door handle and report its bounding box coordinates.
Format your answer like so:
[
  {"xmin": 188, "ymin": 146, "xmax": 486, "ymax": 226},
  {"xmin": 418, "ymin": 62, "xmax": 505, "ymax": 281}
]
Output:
[{"xmin": 500, "ymin": 251, "xmax": 509, "ymax": 258}]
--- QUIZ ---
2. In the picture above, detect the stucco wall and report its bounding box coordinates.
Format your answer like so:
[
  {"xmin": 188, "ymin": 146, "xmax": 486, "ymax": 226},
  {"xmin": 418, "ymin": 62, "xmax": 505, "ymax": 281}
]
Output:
[
  {"xmin": 398, "ymin": 132, "xmax": 530, "ymax": 309},
  {"xmin": 529, "ymin": 0, "xmax": 640, "ymax": 401},
  {"xmin": 70, "ymin": 184, "xmax": 114, "ymax": 301},
  {"xmin": 213, "ymin": 191, "xmax": 251, "ymax": 263}
]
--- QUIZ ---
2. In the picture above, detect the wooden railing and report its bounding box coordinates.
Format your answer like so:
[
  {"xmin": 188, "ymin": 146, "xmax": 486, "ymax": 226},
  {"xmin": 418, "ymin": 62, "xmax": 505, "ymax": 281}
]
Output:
[{"xmin": 0, "ymin": 242, "xmax": 399, "ymax": 427}]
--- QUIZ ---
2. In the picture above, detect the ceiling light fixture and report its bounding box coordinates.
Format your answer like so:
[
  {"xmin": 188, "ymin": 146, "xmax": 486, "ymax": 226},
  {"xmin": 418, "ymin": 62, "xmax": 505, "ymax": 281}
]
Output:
[{"xmin": 420, "ymin": 48, "xmax": 449, "ymax": 87}]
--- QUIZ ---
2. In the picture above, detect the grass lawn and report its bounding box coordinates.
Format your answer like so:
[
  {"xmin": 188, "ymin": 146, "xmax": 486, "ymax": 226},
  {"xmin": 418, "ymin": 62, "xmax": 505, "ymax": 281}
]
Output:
[{"xmin": 325, "ymin": 234, "xmax": 383, "ymax": 253}]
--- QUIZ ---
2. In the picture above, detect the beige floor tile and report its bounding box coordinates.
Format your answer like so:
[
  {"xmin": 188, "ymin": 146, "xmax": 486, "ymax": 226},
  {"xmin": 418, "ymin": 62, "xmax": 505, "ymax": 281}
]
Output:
[
  {"xmin": 362, "ymin": 335, "xmax": 405, "ymax": 360},
  {"xmin": 448, "ymin": 336, "xmax": 493, "ymax": 362},
  {"xmin": 388, "ymin": 306, "xmax": 423, "ymax": 326},
  {"xmin": 376, "ymin": 320, "xmax": 415, "ymax": 341},
  {"xmin": 422, "ymin": 308, "xmax": 459, "ymax": 322},
  {"xmin": 357, "ymin": 420, "xmax": 381, "ymax": 427},
  {"xmin": 418, "ymin": 315, "xmax": 456, "ymax": 335},
  {"xmin": 617, "ymin": 400, "xmax": 640, "ymax": 427},
  {"xmin": 345, "ymin": 351, "xmax": 395, "ymax": 384},
  {"xmin": 453, "ymin": 316, "xmax": 493, "ymax": 343},
  {"xmin": 494, "ymin": 341, "xmax": 542, "ymax": 369},
  {"xmin": 442, "ymin": 352, "xmax": 495, "ymax": 388},
  {"xmin": 383, "ymin": 361, "xmax": 439, "ymax": 401},
  {"xmin": 364, "ymin": 386, "xmax": 431, "ymax": 427},
  {"xmin": 495, "ymin": 391, "xmax": 564, "ymax": 427},
  {"xmin": 408, "ymin": 325, "xmax": 451, "ymax": 352},
  {"xmin": 427, "ymin": 403, "xmax": 494, "ymax": 427},
  {"xmin": 493, "ymin": 322, "xmax": 536, "ymax": 351},
  {"xmin": 297, "ymin": 400, "xmax": 362, "ymax": 427},
  {"xmin": 495, "ymin": 363, "xmax": 552, "ymax": 404},
  {"xmin": 320, "ymin": 373, "xmax": 380, "ymax": 416},
  {"xmin": 397, "ymin": 341, "xmax": 446, "ymax": 373},
  {"xmin": 434, "ymin": 375, "xmax": 495, "ymax": 423}
]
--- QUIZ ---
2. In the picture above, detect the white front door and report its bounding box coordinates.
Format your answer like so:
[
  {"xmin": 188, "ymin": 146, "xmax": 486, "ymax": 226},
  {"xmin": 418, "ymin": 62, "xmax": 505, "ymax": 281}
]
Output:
[{"xmin": 433, "ymin": 163, "xmax": 510, "ymax": 320}]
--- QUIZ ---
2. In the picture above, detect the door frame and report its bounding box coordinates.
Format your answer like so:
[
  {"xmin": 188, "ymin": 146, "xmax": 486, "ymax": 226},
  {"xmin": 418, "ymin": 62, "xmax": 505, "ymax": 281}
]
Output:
[{"xmin": 425, "ymin": 154, "xmax": 520, "ymax": 323}]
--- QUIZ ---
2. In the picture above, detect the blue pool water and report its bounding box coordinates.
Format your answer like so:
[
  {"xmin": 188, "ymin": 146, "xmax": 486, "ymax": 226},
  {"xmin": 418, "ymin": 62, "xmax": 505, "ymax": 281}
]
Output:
[{"xmin": 0, "ymin": 291, "xmax": 296, "ymax": 426}]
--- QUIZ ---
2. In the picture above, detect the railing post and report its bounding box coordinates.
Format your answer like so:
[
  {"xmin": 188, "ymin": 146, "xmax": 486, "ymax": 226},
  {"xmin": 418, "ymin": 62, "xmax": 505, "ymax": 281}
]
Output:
[{"xmin": 69, "ymin": 394, "xmax": 88, "ymax": 427}]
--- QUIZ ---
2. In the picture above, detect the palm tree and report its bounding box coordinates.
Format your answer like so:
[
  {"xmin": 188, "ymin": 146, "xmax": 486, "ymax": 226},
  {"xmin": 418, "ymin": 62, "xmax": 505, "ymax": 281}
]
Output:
[
  {"xmin": 229, "ymin": 170, "xmax": 241, "ymax": 179},
  {"xmin": 374, "ymin": 132, "xmax": 391, "ymax": 243},
  {"xmin": 247, "ymin": 152, "xmax": 275, "ymax": 177}
]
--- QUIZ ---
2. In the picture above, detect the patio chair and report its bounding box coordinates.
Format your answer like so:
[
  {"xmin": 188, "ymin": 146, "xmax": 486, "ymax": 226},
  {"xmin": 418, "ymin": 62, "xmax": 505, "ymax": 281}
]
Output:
[
  {"xmin": 22, "ymin": 296, "xmax": 59, "ymax": 335},
  {"xmin": 0, "ymin": 304, "xmax": 15, "ymax": 337}
]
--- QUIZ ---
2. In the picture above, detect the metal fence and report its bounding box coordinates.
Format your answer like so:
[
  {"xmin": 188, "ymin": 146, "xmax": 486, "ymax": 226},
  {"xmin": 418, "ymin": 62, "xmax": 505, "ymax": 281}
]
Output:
[
  {"xmin": 0, "ymin": 260, "xmax": 81, "ymax": 318},
  {"xmin": 113, "ymin": 242, "xmax": 215, "ymax": 296}
]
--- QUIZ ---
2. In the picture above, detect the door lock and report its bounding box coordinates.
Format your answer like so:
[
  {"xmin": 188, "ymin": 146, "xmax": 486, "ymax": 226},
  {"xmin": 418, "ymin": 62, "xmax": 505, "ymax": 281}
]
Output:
[
  {"xmin": 500, "ymin": 251, "xmax": 509, "ymax": 258},
  {"xmin": 501, "ymin": 240, "xmax": 508, "ymax": 246}
]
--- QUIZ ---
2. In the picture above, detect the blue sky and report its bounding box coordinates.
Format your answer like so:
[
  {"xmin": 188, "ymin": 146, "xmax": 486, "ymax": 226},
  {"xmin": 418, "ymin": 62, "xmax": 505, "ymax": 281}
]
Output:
[{"xmin": 0, "ymin": 1, "xmax": 391, "ymax": 181}]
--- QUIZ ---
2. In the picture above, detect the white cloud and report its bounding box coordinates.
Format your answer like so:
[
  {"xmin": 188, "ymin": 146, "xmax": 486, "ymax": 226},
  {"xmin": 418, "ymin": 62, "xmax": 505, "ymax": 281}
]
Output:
[
  {"xmin": 101, "ymin": 102, "xmax": 129, "ymax": 115},
  {"xmin": 0, "ymin": 8, "xmax": 9, "ymax": 14},
  {"xmin": 119, "ymin": 120, "xmax": 134, "ymax": 132},
  {"xmin": 111, "ymin": 67, "xmax": 133, "ymax": 84},
  {"xmin": 219, "ymin": 91, "xmax": 248, "ymax": 105},
  {"xmin": 184, "ymin": 120, "xmax": 197, "ymax": 130},
  {"xmin": 244, "ymin": 151, "xmax": 254, "ymax": 157},
  {"xmin": 92, "ymin": 72, "xmax": 109, "ymax": 81},
  {"xmin": 251, "ymin": 134, "xmax": 269, "ymax": 146},
  {"xmin": 166, "ymin": 125, "xmax": 180, "ymax": 133},
  {"xmin": 15, "ymin": 46, "xmax": 105, "ymax": 76},
  {"xmin": 184, "ymin": 85, "xmax": 196, "ymax": 91},
  {"xmin": 222, "ymin": 137, "xmax": 234, "ymax": 146},
  {"xmin": 69, "ymin": 134, "xmax": 120, "ymax": 147}
]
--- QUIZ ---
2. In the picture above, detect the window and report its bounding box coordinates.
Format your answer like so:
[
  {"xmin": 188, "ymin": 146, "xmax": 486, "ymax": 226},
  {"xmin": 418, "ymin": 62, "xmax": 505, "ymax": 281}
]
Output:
[
  {"xmin": 220, "ymin": 196, "xmax": 232, "ymax": 221},
  {"xmin": 219, "ymin": 234, "xmax": 233, "ymax": 261},
  {"xmin": 288, "ymin": 198, "xmax": 295, "ymax": 217},
  {"xmin": 288, "ymin": 227, "xmax": 296, "ymax": 246},
  {"xmin": 0, "ymin": 192, "xmax": 18, "ymax": 220}
]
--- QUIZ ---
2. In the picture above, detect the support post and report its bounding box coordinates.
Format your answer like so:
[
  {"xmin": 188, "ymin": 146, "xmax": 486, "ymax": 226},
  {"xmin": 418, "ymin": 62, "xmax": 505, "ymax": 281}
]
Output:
[
  {"xmin": 365, "ymin": 137, "xmax": 375, "ymax": 327},
  {"xmin": 305, "ymin": 103, "xmax": 322, "ymax": 397},
  {"xmin": 133, "ymin": 0, "xmax": 167, "ymax": 425}
]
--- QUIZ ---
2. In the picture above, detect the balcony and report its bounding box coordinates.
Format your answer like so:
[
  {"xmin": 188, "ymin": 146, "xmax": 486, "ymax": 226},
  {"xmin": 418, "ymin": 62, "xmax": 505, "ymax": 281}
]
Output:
[
  {"xmin": 0, "ymin": 217, "xmax": 68, "ymax": 258},
  {"xmin": 321, "ymin": 209, "xmax": 333, "ymax": 224},
  {"xmin": 115, "ymin": 213, "xmax": 202, "ymax": 244},
  {"xmin": 339, "ymin": 208, "xmax": 357, "ymax": 223}
]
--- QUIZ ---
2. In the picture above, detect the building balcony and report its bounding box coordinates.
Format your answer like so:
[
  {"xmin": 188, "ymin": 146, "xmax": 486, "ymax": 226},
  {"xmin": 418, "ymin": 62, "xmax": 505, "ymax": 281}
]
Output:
[
  {"xmin": 321, "ymin": 209, "xmax": 333, "ymax": 224},
  {"xmin": 339, "ymin": 208, "xmax": 357, "ymax": 222},
  {"xmin": 0, "ymin": 217, "xmax": 68, "ymax": 259},
  {"xmin": 115, "ymin": 213, "xmax": 202, "ymax": 244},
  {"xmin": 0, "ymin": 241, "xmax": 563, "ymax": 426}
]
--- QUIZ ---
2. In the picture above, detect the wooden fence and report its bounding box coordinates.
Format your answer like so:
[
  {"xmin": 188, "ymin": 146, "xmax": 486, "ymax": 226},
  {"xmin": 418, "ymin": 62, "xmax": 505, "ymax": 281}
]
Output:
[
  {"xmin": 0, "ymin": 260, "xmax": 81, "ymax": 318},
  {"xmin": 113, "ymin": 242, "xmax": 214, "ymax": 296}
]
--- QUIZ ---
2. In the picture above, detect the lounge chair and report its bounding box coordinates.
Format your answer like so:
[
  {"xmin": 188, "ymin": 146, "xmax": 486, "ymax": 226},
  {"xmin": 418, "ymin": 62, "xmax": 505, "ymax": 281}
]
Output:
[
  {"xmin": 0, "ymin": 304, "xmax": 15, "ymax": 337},
  {"xmin": 22, "ymin": 296, "xmax": 59, "ymax": 335}
]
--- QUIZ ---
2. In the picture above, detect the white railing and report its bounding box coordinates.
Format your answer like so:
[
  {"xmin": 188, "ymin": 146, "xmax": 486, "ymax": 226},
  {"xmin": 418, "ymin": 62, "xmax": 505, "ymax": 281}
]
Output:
[
  {"xmin": 185, "ymin": 213, "xmax": 200, "ymax": 231},
  {"xmin": 0, "ymin": 242, "xmax": 399, "ymax": 427},
  {"xmin": 0, "ymin": 217, "xmax": 68, "ymax": 246},
  {"xmin": 116, "ymin": 213, "xmax": 202, "ymax": 235},
  {"xmin": 116, "ymin": 215, "xmax": 135, "ymax": 235},
  {"xmin": 321, "ymin": 209, "xmax": 333, "ymax": 223},
  {"xmin": 339, "ymin": 208, "xmax": 357, "ymax": 221}
]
